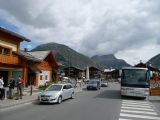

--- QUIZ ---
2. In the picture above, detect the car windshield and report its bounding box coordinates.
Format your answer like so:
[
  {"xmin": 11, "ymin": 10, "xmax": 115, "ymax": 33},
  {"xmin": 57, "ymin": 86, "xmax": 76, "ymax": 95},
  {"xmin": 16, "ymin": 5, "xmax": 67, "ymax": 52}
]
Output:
[
  {"xmin": 88, "ymin": 81, "xmax": 97, "ymax": 84},
  {"xmin": 121, "ymin": 69, "xmax": 148, "ymax": 86},
  {"xmin": 46, "ymin": 85, "xmax": 62, "ymax": 91}
]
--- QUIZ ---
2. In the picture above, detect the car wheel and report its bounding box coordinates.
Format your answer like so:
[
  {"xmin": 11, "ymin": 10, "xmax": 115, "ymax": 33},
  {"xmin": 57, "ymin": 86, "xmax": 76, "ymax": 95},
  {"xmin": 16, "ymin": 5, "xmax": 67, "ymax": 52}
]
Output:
[
  {"xmin": 71, "ymin": 92, "xmax": 75, "ymax": 99},
  {"xmin": 57, "ymin": 96, "xmax": 62, "ymax": 104}
]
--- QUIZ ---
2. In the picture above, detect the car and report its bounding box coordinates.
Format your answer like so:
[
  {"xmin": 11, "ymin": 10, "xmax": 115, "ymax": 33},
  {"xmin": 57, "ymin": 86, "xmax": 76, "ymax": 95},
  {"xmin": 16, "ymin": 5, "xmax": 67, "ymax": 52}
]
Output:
[
  {"xmin": 101, "ymin": 81, "xmax": 108, "ymax": 87},
  {"xmin": 87, "ymin": 79, "xmax": 101, "ymax": 90},
  {"xmin": 38, "ymin": 83, "xmax": 74, "ymax": 104}
]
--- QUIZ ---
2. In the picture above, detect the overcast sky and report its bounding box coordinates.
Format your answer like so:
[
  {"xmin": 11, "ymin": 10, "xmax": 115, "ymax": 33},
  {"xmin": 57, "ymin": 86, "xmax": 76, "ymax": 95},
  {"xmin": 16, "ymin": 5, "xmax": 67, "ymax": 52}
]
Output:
[{"xmin": 0, "ymin": 0, "xmax": 160, "ymax": 65}]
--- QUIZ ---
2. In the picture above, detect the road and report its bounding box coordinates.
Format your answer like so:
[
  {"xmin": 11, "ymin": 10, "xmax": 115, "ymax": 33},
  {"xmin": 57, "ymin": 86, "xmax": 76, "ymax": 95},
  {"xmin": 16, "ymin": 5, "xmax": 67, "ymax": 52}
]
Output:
[{"xmin": 1, "ymin": 83, "xmax": 160, "ymax": 120}]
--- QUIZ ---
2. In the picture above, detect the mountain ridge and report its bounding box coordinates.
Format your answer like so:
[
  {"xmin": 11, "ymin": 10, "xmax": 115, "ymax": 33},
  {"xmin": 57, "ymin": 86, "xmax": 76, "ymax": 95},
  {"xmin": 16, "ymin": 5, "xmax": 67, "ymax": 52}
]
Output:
[
  {"xmin": 31, "ymin": 42, "xmax": 105, "ymax": 70},
  {"xmin": 91, "ymin": 54, "xmax": 131, "ymax": 69}
]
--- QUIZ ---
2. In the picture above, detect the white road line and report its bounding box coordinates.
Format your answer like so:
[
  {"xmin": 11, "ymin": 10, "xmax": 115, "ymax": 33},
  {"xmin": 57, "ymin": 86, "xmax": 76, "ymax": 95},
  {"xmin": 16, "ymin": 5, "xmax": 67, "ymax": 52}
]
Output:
[
  {"xmin": 0, "ymin": 102, "xmax": 32, "ymax": 112},
  {"xmin": 121, "ymin": 106, "xmax": 154, "ymax": 111},
  {"xmin": 122, "ymin": 101, "xmax": 150, "ymax": 106},
  {"xmin": 122, "ymin": 104, "xmax": 152, "ymax": 108},
  {"xmin": 120, "ymin": 113, "xmax": 160, "ymax": 120},
  {"xmin": 119, "ymin": 118, "xmax": 132, "ymax": 120},
  {"xmin": 121, "ymin": 109, "xmax": 158, "ymax": 115},
  {"xmin": 122, "ymin": 100, "xmax": 148, "ymax": 104}
]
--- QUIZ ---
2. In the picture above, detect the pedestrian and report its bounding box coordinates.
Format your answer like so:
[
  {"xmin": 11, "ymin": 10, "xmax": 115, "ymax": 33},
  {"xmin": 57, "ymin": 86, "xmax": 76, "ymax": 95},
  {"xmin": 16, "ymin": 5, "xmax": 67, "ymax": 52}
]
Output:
[
  {"xmin": 0, "ymin": 76, "xmax": 5, "ymax": 100},
  {"xmin": 8, "ymin": 77, "xmax": 15, "ymax": 99},
  {"xmin": 16, "ymin": 76, "xmax": 23, "ymax": 99}
]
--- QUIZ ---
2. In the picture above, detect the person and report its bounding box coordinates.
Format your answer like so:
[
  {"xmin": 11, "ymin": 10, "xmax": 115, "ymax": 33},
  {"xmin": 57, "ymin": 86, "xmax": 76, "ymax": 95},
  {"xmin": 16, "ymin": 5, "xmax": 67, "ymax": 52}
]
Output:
[
  {"xmin": 8, "ymin": 77, "xmax": 15, "ymax": 99},
  {"xmin": 0, "ymin": 76, "xmax": 4, "ymax": 100},
  {"xmin": 16, "ymin": 76, "xmax": 23, "ymax": 99}
]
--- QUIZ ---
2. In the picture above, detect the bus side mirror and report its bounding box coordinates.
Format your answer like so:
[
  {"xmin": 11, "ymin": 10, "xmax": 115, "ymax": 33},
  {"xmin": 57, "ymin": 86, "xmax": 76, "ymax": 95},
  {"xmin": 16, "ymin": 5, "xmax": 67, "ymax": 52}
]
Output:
[{"xmin": 150, "ymin": 71, "xmax": 153, "ymax": 78}]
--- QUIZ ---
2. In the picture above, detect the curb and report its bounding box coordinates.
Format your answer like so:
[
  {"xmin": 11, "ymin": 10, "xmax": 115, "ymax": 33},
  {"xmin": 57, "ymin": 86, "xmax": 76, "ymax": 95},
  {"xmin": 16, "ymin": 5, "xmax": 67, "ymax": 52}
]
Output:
[
  {"xmin": 0, "ymin": 89, "xmax": 84, "ymax": 110},
  {"xmin": 0, "ymin": 99, "xmax": 35, "ymax": 110}
]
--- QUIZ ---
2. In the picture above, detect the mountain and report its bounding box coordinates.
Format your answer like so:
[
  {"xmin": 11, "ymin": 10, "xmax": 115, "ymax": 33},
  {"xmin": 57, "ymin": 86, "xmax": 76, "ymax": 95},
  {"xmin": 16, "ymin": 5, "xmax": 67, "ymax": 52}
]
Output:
[
  {"xmin": 31, "ymin": 42, "xmax": 105, "ymax": 70},
  {"xmin": 147, "ymin": 54, "xmax": 160, "ymax": 68},
  {"xmin": 91, "ymin": 54, "xmax": 131, "ymax": 69}
]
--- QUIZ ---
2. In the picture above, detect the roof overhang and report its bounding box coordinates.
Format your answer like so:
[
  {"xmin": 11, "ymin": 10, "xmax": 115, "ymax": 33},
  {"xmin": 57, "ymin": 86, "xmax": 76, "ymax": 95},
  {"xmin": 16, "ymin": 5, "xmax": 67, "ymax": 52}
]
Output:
[{"xmin": 0, "ymin": 27, "xmax": 30, "ymax": 42}]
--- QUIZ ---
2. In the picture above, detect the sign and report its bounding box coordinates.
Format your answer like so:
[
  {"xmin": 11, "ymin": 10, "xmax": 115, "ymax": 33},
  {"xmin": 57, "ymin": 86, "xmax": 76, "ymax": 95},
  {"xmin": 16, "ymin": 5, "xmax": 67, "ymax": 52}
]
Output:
[{"xmin": 150, "ymin": 76, "xmax": 160, "ymax": 96}]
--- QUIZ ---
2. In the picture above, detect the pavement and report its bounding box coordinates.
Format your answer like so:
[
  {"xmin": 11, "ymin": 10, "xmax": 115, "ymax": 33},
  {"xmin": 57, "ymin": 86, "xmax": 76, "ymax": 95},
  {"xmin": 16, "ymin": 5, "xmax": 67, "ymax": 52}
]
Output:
[{"xmin": 0, "ymin": 85, "xmax": 83, "ymax": 109}]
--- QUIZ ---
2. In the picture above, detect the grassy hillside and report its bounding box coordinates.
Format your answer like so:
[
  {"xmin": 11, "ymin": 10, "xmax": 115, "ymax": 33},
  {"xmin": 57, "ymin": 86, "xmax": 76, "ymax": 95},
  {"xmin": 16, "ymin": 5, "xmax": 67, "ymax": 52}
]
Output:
[{"xmin": 31, "ymin": 42, "xmax": 105, "ymax": 70}]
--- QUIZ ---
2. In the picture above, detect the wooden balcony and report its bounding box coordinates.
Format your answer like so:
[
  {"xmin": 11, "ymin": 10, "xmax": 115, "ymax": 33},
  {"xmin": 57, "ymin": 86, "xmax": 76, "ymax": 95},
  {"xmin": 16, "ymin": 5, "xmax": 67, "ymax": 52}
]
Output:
[{"xmin": 0, "ymin": 54, "xmax": 19, "ymax": 65}]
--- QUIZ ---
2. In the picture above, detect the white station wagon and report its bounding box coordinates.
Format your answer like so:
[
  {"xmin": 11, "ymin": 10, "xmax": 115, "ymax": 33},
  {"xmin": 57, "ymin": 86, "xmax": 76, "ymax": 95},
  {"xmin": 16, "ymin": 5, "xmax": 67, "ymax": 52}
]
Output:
[{"xmin": 38, "ymin": 83, "xmax": 74, "ymax": 104}]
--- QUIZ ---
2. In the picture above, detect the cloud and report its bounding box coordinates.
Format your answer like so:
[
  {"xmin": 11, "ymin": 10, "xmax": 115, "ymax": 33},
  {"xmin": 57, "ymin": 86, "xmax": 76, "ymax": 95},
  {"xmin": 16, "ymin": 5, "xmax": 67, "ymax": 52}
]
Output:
[{"xmin": 0, "ymin": 0, "xmax": 160, "ymax": 65}]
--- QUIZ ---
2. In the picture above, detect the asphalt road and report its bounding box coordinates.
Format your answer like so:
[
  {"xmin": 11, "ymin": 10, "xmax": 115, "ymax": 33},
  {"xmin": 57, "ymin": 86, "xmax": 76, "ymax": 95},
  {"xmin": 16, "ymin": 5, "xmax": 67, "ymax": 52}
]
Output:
[{"xmin": 1, "ymin": 83, "xmax": 160, "ymax": 120}]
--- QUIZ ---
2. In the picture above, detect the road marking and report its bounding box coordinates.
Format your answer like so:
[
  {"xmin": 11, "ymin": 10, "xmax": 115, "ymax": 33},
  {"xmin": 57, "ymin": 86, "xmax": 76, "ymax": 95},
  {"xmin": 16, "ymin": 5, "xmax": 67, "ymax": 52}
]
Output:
[
  {"xmin": 122, "ymin": 101, "xmax": 150, "ymax": 106},
  {"xmin": 121, "ymin": 106, "xmax": 154, "ymax": 111},
  {"xmin": 121, "ymin": 109, "xmax": 158, "ymax": 115},
  {"xmin": 122, "ymin": 104, "xmax": 152, "ymax": 108},
  {"xmin": 120, "ymin": 113, "xmax": 160, "ymax": 120},
  {"xmin": 119, "ymin": 100, "xmax": 160, "ymax": 120},
  {"xmin": 119, "ymin": 118, "xmax": 132, "ymax": 120},
  {"xmin": 122, "ymin": 100, "xmax": 148, "ymax": 104},
  {"xmin": 0, "ymin": 102, "xmax": 32, "ymax": 112}
]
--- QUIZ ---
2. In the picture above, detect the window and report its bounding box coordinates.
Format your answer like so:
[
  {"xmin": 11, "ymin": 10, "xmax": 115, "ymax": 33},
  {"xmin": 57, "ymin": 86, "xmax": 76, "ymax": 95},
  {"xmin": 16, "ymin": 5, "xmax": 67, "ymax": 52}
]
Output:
[
  {"xmin": 45, "ymin": 75, "xmax": 48, "ymax": 80},
  {"xmin": 40, "ymin": 75, "xmax": 43, "ymax": 80},
  {"xmin": 0, "ymin": 46, "xmax": 11, "ymax": 55}
]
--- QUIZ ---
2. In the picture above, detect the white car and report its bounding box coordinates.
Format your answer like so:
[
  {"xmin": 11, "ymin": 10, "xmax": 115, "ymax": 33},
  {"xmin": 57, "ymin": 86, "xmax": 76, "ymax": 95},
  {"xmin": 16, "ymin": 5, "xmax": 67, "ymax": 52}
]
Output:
[{"xmin": 38, "ymin": 83, "xmax": 74, "ymax": 104}]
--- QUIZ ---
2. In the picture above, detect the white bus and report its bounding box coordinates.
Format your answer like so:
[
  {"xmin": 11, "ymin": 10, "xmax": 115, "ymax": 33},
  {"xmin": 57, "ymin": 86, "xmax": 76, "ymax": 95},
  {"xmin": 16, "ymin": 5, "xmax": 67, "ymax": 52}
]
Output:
[{"xmin": 121, "ymin": 67, "xmax": 151, "ymax": 98}]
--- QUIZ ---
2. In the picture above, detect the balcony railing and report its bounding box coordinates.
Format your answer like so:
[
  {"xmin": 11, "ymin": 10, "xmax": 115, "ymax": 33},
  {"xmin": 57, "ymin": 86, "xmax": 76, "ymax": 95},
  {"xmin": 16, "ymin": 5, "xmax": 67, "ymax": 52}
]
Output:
[{"xmin": 0, "ymin": 54, "xmax": 19, "ymax": 65}]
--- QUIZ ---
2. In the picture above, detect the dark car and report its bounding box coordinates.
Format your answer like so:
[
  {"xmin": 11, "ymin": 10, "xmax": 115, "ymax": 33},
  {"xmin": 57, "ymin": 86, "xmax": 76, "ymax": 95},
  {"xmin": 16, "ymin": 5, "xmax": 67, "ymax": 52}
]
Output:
[{"xmin": 87, "ymin": 80, "xmax": 101, "ymax": 90}]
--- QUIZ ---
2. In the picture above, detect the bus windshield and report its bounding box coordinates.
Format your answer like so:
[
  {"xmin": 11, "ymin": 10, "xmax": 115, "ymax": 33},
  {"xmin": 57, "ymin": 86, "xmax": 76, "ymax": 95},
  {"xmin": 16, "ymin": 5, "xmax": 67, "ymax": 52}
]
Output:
[{"xmin": 121, "ymin": 69, "xmax": 149, "ymax": 86}]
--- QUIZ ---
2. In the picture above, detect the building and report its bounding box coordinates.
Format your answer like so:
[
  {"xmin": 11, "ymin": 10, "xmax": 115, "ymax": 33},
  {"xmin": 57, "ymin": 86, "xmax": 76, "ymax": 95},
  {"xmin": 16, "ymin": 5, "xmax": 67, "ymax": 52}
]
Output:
[
  {"xmin": 64, "ymin": 66, "xmax": 85, "ymax": 79},
  {"xmin": 0, "ymin": 27, "xmax": 30, "ymax": 87},
  {"xmin": 0, "ymin": 27, "xmax": 58, "ymax": 87},
  {"xmin": 15, "ymin": 51, "xmax": 58, "ymax": 87},
  {"xmin": 89, "ymin": 66, "xmax": 102, "ymax": 79}
]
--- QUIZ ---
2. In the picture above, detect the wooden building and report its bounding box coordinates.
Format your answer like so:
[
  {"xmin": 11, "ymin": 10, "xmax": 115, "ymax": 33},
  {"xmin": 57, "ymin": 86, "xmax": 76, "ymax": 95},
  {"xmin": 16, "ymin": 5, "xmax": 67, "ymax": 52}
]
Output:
[
  {"xmin": 0, "ymin": 27, "xmax": 30, "ymax": 87},
  {"xmin": 15, "ymin": 51, "xmax": 58, "ymax": 87},
  {"xmin": 64, "ymin": 66, "xmax": 85, "ymax": 79},
  {"xmin": 0, "ymin": 27, "xmax": 58, "ymax": 87},
  {"xmin": 89, "ymin": 66, "xmax": 102, "ymax": 79}
]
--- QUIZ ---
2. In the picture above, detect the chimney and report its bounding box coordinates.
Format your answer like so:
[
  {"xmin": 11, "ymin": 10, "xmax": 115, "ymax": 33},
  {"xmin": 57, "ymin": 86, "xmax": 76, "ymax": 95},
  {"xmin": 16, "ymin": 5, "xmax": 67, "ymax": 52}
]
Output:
[{"xmin": 24, "ymin": 48, "xmax": 28, "ymax": 52}]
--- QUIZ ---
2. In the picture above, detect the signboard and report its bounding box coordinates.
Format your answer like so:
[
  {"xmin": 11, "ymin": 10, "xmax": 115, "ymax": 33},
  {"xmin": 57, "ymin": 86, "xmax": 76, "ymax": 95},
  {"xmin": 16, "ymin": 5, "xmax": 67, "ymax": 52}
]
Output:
[{"xmin": 150, "ymin": 76, "xmax": 160, "ymax": 96}]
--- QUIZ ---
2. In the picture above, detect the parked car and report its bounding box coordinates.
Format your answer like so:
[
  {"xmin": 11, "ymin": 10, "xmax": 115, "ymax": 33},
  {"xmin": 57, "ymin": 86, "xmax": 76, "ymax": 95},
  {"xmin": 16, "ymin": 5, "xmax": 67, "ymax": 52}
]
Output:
[
  {"xmin": 101, "ymin": 81, "xmax": 108, "ymax": 87},
  {"xmin": 87, "ymin": 79, "xmax": 101, "ymax": 90},
  {"xmin": 38, "ymin": 83, "xmax": 74, "ymax": 104}
]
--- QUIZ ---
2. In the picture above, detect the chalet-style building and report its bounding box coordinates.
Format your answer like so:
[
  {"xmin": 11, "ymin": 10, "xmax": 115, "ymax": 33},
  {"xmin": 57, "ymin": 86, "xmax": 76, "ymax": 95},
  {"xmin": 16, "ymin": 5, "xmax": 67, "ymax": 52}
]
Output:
[
  {"xmin": 15, "ymin": 51, "xmax": 58, "ymax": 87},
  {"xmin": 0, "ymin": 27, "xmax": 58, "ymax": 87},
  {"xmin": 64, "ymin": 66, "xmax": 85, "ymax": 79},
  {"xmin": 89, "ymin": 66, "xmax": 102, "ymax": 79},
  {"xmin": 104, "ymin": 69, "xmax": 119, "ymax": 81},
  {"xmin": 0, "ymin": 27, "xmax": 30, "ymax": 86}
]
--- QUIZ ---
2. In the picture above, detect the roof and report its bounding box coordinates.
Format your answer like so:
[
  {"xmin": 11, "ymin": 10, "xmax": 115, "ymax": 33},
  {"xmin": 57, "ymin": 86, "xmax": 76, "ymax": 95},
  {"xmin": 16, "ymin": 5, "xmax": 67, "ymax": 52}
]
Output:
[
  {"xmin": 122, "ymin": 67, "xmax": 148, "ymax": 70},
  {"xmin": 0, "ymin": 27, "xmax": 30, "ymax": 42},
  {"xmin": 27, "ymin": 51, "xmax": 51, "ymax": 61},
  {"xmin": 13, "ymin": 51, "xmax": 41, "ymax": 62}
]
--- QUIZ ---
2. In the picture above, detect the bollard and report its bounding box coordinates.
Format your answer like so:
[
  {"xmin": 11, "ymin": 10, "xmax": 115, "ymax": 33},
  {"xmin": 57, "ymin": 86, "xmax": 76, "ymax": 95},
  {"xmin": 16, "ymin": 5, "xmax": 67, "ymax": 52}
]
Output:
[{"xmin": 4, "ymin": 89, "xmax": 7, "ymax": 100}]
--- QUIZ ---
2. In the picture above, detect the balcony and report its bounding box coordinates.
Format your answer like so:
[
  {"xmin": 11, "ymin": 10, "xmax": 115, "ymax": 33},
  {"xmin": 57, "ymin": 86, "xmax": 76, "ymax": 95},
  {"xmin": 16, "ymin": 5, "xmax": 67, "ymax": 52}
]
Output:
[{"xmin": 0, "ymin": 54, "xmax": 19, "ymax": 65}]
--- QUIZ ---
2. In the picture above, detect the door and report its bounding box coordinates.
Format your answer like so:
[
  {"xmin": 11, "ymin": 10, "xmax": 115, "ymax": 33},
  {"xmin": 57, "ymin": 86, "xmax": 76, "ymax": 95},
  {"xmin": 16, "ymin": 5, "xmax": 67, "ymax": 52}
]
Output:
[
  {"xmin": 0, "ymin": 71, "xmax": 8, "ymax": 87},
  {"xmin": 62, "ymin": 85, "xmax": 68, "ymax": 99}
]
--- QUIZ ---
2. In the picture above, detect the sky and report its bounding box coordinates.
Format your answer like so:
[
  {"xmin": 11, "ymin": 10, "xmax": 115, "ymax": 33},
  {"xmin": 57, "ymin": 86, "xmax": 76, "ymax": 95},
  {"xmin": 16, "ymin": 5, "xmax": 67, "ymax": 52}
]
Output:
[{"xmin": 0, "ymin": 0, "xmax": 160, "ymax": 65}]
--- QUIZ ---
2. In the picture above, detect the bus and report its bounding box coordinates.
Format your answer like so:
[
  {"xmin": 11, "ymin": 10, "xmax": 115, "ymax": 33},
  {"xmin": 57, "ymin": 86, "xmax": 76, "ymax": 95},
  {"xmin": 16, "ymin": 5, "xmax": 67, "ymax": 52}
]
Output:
[{"xmin": 121, "ymin": 67, "xmax": 152, "ymax": 98}]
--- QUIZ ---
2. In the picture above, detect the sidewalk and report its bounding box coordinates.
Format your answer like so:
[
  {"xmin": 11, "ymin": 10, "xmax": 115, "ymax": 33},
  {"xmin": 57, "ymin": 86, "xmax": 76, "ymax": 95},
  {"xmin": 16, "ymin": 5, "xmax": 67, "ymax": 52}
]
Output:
[{"xmin": 0, "ymin": 85, "xmax": 83, "ymax": 109}]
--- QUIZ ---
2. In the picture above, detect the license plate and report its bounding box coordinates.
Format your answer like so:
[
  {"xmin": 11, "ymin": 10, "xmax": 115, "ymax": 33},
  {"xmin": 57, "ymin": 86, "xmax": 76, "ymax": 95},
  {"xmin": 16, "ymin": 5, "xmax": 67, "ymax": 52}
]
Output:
[{"xmin": 42, "ymin": 97, "xmax": 48, "ymax": 100}]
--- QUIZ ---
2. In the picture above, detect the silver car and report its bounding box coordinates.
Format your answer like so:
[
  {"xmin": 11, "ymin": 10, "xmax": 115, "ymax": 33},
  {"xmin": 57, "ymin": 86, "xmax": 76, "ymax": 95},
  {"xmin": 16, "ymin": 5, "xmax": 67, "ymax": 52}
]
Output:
[{"xmin": 38, "ymin": 83, "xmax": 74, "ymax": 104}]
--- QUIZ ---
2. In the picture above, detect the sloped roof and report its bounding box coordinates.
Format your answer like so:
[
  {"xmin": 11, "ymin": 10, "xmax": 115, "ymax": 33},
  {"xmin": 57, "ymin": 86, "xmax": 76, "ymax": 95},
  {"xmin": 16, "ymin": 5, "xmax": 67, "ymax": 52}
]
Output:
[
  {"xmin": 27, "ymin": 51, "xmax": 51, "ymax": 61},
  {"xmin": 0, "ymin": 27, "xmax": 30, "ymax": 42},
  {"xmin": 13, "ymin": 51, "xmax": 41, "ymax": 62}
]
